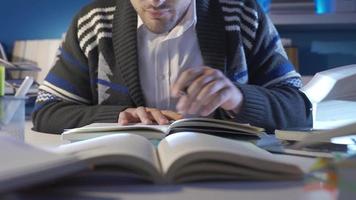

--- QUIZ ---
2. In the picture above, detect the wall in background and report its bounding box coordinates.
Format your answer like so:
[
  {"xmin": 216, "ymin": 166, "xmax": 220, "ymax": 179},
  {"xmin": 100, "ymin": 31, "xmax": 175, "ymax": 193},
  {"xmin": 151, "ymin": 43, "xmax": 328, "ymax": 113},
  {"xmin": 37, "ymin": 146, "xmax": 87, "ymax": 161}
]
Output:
[
  {"xmin": 0, "ymin": 0, "xmax": 91, "ymax": 56},
  {"xmin": 278, "ymin": 27, "xmax": 356, "ymax": 75}
]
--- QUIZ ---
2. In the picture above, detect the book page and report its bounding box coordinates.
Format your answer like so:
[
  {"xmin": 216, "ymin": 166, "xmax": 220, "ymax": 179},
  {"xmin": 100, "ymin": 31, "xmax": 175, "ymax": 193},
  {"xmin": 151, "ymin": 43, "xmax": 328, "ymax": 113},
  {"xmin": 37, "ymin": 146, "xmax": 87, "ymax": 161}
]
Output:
[
  {"xmin": 314, "ymin": 100, "xmax": 356, "ymax": 129},
  {"xmin": 62, "ymin": 123, "xmax": 169, "ymax": 141},
  {"xmin": 55, "ymin": 134, "xmax": 162, "ymax": 182},
  {"xmin": 62, "ymin": 118, "xmax": 264, "ymax": 142},
  {"xmin": 301, "ymin": 64, "xmax": 356, "ymax": 103},
  {"xmin": 293, "ymin": 121, "xmax": 356, "ymax": 149},
  {"xmin": 157, "ymin": 132, "xmax": 302, "ymax": 182},
  {"xmin": 168, "ymin": 118, "xmax": 264, "ymax": 135}
]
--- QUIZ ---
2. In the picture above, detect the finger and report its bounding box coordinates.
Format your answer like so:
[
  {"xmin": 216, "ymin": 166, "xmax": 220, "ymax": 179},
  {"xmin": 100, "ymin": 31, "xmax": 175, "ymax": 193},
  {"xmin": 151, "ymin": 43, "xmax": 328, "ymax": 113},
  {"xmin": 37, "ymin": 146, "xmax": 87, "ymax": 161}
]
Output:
[
  {"xmin": 118, "ymin": 111, "xmax": 138, "ymax": 125},
  {"xmin": 171, "ymin": 68, "xmax": 204, "ymax": 97},
  {"xmin": 149, "ymin": 109, "xmax": 170, "ymax": 125},
  {"xmin": 186, "ymin": 80, "xmax": 225, "ymax": 114},
  {"xmin": 185, "ymin": 72, "xmax": 216, "ymax": 104},
  {"xmin": 187, "ymin": 100, "xmax": 204, "ymax": 115},
  {"xmin": 136, "ymin": 107, "xmax": 153, "ymax": 124},
  {"xmin": 187, "ymin": 72, "xmax": 215, "ymax": 95},
  {"xmin": 161, "ymin": 110, "xmax": 183, "ymax": 121},
  {"xmin": 200, "ymin": 88, "xmax": 230, "ymax": 116},
  {"xmin": 196, "ymin": 79, "xmax": 226, "ymax": 102},
  {"xmin": 176, "ymin": 94, "xmax": 190, "ymax": 114}
]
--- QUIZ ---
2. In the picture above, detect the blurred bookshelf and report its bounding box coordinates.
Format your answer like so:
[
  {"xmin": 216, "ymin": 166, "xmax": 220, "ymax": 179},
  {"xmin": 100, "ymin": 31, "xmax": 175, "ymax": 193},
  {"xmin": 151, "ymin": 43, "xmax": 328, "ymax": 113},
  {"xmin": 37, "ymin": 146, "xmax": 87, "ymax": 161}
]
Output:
[
  {"xmin": 270, "ymin": 13, "xmax": 356, "ymax": 29},
  {"xmin": 270, "ymin": 0, "xmax": 356, "ymax": 28},
  {"xmin": 269, "ymin": 0, "xmax": 356, "ymax": 75}
]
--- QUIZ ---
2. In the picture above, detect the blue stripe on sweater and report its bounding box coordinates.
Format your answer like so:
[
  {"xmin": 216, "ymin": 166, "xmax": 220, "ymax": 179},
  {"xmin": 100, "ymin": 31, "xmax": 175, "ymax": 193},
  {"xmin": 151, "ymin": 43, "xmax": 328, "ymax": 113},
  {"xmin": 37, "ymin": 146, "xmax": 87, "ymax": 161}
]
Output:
[
  {"xmin": 45, "ymin": 73, "xmax": 82, "ymax": 97},
  {"xmin": 97, "ymin": 79, "xmax": 129, "ymax": 94},
  {"xmin": 255, "ymin": 35, "xmax": 280, "ymax": 63},
  {"xmin": 249, "ymin": 35, "xmax": 280, "ymax": 74},
  {"xmin": 266, "ymin": 35, "xmax": 280, "ymax": 55},
  {"xmin": 269, "ymin": 62, "xmax": 294, "ymax": 79},
  {"xmin": 252, "ymin": 34, "xmax": 295, "ymax": 85},
  {"xmin": 59, "ymin": 47, "xmax": 89, "ymax": 73},
  {"xmin": 256, "ymin": 62, "xmax": 294, "ymax": 85},
  {"xmin": 233, "ymin": 70, "xmax": 248, "ymax": 81}
]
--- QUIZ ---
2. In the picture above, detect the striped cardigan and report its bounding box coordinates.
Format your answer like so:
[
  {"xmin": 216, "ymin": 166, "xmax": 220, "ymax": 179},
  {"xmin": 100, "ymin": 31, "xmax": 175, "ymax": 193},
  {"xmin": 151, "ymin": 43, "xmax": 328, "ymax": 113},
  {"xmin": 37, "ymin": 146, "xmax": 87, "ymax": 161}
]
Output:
[{"xmin": 32, "ymin": 0, "xmax": 312, "ymax": 133}]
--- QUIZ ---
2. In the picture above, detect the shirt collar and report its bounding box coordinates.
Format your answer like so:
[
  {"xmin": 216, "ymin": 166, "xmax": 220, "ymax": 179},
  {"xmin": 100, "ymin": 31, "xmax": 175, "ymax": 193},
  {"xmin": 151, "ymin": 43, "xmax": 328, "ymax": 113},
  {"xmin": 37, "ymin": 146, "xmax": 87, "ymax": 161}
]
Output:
[{"xmin": 137, "ymin": 0, "xmax": 197, "ymax": 38}]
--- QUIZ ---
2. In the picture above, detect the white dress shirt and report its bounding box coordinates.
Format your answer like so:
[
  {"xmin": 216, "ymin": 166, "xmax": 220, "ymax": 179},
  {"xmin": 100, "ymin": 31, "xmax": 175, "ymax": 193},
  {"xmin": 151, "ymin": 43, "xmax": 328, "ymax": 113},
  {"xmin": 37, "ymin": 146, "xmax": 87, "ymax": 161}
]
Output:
[{"xmin": 137, "ymin": 0, "xmax": 204, "ymax": 111}]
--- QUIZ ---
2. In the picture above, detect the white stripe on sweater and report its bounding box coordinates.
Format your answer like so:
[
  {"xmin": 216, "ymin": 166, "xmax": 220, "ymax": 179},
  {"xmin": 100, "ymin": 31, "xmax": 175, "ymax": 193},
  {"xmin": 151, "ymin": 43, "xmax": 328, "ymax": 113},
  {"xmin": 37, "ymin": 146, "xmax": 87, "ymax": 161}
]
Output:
[
  {"xmin": 263, "ymin": 71, "xmax": 301, "ymax": 88},
  {"xmin": 240, "ymin": 23, "xmax": 256, "ymax": 39},
  {"xmin": 40, "ymin": 83, "xmax": 91, "ymax": 104},
  {"xmin": 84, "ymin": 32, "xmax": 113, "ymax": 56},
  {"xmin": 224, "ymin": 25, "xmax": 252, "ymax": 49},
  {"xmin": 226, "ymin": 12, "xmax": 258, "ymax": 29},
  {"xmin": 224, "ymin": 16, "xmax": 257, "ymax": 39},
  {"xmin": 35, "ymin": 90, "xmax": 59, "ymax": 103},
  {"xmin": 222, "ymin": 6, "xmax": 258, "ymax": 28},
  {"xmin": 225, "ymin": 25, "xmax": 240, "ymax": 31},
  {"xmin": 80, "ymin": 23, "xmax": 113, "ymax": 51},
  {"xmin": 78, "ymin": 14, "xmax": 114, "ymax": 39},
  {"xmin": 242, "ymin": 37, "xmax": 253, "ymax": 49},
  {"xmin": 78, "ymin": 7, "xmax": 116, "ymax": 25},
  {"xmin": 219, "ymin": 0, "xmax": 243, "ymax": 5},
  {"xmin": 220, "ymin": 1, "xmax": 258, "ymax": 19}
]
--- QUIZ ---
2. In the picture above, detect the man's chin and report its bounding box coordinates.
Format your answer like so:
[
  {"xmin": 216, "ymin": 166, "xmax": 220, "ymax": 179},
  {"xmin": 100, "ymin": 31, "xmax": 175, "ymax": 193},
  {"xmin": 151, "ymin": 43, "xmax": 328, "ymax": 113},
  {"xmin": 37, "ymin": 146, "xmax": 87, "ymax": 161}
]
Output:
[{"xmin": 145, "ymin": 21, "xmax": 172, "ymax": 34}]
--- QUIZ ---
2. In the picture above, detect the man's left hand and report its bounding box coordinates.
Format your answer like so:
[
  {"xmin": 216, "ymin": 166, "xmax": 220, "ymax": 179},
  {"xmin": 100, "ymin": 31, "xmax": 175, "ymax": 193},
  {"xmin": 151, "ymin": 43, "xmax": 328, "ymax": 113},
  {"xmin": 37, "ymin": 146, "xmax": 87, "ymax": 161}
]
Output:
[{"xmin": 171, "ymin": 66, "xmax": 243, "ymax": 116}]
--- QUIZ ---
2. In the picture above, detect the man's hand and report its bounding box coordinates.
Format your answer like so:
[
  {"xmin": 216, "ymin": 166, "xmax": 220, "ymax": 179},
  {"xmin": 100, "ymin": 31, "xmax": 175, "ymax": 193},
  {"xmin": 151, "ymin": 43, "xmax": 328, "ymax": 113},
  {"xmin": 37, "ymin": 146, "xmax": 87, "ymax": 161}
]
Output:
[
  {"xmin": 118, "ymin": 107, "xmax": 183, "ymax": 125},
  {"xmin": 171, "ymin": 66, "xmax": 243, "ymax": 116}
]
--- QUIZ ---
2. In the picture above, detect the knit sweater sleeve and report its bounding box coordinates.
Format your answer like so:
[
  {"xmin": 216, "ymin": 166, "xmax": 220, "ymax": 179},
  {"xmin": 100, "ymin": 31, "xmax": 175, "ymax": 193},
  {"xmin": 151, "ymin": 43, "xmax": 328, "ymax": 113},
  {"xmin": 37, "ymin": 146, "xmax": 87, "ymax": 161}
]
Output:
[
  {"xmin": 32, "ymin": 11, "xmax": 129, "ymax": 134},
  {"xmin": 222, "ymin": 3, "xmax": 312, "ymax": 131}
]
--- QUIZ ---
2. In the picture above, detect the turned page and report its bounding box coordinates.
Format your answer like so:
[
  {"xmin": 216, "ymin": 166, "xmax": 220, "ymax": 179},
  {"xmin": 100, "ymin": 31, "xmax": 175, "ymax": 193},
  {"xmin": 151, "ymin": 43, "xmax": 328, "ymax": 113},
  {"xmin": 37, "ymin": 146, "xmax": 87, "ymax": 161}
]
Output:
[
  {"xmin": 55, "ymin": 134, "xmax": 162, "ymax": 181},
  {"xmin": 62, "ymin": 118, "xmax": 264, "ymax": 142},
  {"xmin": 157, "ymin": 132, "xmax": 303, "ymax": 182},
  {"xmin": 167, "ymin": 118, "xmax": 264, "ymax": 135},
  {"xmin": 62, "ymin": 123, "xmax": 170, "ymax": 141}
]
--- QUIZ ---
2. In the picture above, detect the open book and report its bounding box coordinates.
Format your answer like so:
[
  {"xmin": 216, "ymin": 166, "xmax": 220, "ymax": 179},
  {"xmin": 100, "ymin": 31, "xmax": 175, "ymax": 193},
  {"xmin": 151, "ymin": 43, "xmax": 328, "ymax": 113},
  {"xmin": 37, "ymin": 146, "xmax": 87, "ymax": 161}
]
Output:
[
  {"xmin": 0, "ymin": 132, "xmax": 313, "ymax": 192},
  {"xmin": 55, "ymin": 132, "xmax": 305, "ymax": 183},
  {"xmin": 300, "ymin": 64, "xmax": 356, "ymax": 129},
  {"xmin": 62, "ymin": 118, "xmax": 264, "ymax": 142}
]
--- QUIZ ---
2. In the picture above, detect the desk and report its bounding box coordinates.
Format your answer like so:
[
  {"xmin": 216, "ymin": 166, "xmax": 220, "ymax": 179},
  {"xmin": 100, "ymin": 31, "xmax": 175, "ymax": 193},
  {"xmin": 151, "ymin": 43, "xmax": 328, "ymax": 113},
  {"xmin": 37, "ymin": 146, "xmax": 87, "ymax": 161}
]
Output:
[
  {"xmin": 24, "ymin": 121, "xmax": 69, "ymax": 148},
  {"xmin": 16, "ymin": 121, "xmax": 336, "ymax": 200}
]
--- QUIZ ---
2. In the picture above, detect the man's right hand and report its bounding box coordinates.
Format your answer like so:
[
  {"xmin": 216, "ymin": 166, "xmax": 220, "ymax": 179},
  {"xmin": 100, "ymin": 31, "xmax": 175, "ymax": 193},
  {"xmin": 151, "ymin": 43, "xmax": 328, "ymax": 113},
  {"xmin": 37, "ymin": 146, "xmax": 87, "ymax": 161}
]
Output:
[{"xmin": 118, "ymin": 107, "xmax": 183, "ymax": 125}]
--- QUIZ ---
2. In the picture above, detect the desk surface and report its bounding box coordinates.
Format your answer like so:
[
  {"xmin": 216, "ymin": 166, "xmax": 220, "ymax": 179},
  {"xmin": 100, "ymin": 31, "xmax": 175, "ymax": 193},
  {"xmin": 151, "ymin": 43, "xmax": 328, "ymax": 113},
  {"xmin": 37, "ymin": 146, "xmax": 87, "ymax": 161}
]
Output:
[{"xmin": 17, "ymin": 121, "xmax": 335, "ymax": 200}]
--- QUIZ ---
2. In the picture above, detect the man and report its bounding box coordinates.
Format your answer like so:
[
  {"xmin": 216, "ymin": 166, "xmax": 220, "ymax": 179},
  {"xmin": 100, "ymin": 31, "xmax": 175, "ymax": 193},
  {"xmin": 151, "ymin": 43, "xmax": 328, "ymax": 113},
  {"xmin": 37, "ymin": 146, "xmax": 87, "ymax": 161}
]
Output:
[{"xmin": 32, "ymin": 0, "xmax": 312, "ymax": 134}]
